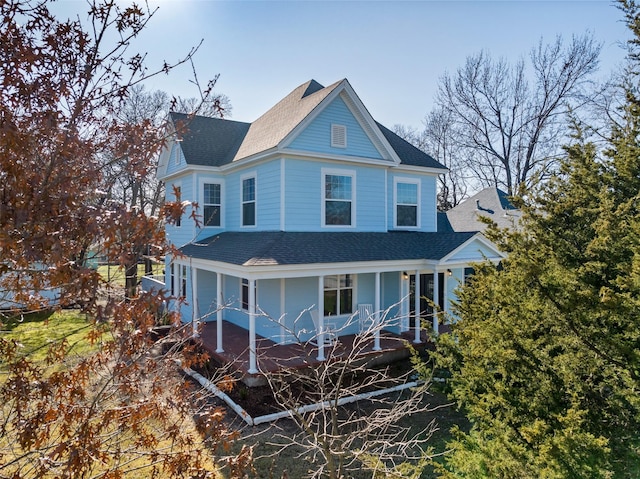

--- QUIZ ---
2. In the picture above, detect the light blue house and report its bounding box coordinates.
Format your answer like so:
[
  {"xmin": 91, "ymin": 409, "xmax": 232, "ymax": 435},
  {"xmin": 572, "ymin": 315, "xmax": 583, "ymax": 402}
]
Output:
[{"xmin": 156, "ymin": 79, "xmax": 503, "ymax": 373}]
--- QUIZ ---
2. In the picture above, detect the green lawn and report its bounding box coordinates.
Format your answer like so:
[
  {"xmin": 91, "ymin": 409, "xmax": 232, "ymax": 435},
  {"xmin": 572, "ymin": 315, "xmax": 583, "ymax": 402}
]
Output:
[
  {"xmin": 0, "ymin": 309, "xmax": 95, "ymax": 363},
  {"xmin": 98, "ymin": 263, "xmax": 163, "ymax": 287}
]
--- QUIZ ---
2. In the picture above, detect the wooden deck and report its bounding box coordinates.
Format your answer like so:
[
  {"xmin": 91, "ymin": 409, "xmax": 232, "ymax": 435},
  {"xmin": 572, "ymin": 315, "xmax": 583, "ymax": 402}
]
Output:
[{"xmin": 195, "ymin": 320, "xmax": 434, "ymax": 385}]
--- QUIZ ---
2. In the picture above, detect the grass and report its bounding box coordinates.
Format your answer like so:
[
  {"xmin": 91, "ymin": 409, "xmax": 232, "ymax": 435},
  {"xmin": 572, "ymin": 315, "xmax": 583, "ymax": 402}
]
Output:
[
  {"xmin": 0, "ymin": 309, "xmax": 223, "ymax": 478},
  {"xmin": 0, "ymin": 309, "xmax": 96, "ymax": 363},
  {"xmin": 98, "ymin": 263, "xmax": 163, "ymax": 288}
]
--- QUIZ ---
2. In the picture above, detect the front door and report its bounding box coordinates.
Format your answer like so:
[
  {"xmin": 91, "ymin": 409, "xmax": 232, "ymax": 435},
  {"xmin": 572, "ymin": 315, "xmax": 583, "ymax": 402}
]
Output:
[{"xmin": 409, "ymin": 273, "xmax": 444, "ymax": 324}]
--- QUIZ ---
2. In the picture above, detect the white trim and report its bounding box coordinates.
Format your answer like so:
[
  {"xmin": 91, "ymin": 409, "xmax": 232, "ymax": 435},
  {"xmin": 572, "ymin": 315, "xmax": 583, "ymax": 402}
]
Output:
[
  {"xmin": 183, "ymin": 256, "xmax": 438, "ymax": 280},
  {"xmin": 384, "ymin": 169, "xmax": 388, "ymax": 231},
  {"xmin": 321, "ymin": 167, "xmax": 356, "ymax": 228},
  {"xmin": 198, "ymin": 177, "xmax": 224, "ymax": 229},
  {"xmin": 438, "ymin": 233, "xmax": 505, "ymax": 264},
  {"xmin": 240, "ymin": 172, "xmax": 257, "ymax": 228},
  {"xmin": 283, "ymin": 149, "xmax": 397, "ymax": 167},
  {"xmin": 280, "ymin": 278, "xmax": 286, "ymax": 343},
  {"xmin": 393, "ymin": 177, "xmax": 421, "ymax": 230},
  {"xmin": 280, "ymin": 158, "xmax": 286, "ymax": 231},
  {"xmin": 278, "ymin": 80, "xmax": 401, "ymax": 164}
]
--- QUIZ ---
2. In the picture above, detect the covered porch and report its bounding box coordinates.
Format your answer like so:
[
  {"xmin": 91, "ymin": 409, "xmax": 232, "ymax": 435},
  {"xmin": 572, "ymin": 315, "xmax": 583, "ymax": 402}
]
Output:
[
  {"xmin": 173, "ymin": 231, "xmax": 504, "ymax": 377},
  {"xmin": 195, "ymin": 319, "xmax": 435, "ymax": 384}
]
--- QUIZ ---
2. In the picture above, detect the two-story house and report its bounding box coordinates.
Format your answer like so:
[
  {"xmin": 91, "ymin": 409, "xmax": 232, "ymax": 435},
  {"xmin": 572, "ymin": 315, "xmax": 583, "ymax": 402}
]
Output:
[{"xmin": 156, "ymin": 79, "xmax": 503, "ymax": 373}]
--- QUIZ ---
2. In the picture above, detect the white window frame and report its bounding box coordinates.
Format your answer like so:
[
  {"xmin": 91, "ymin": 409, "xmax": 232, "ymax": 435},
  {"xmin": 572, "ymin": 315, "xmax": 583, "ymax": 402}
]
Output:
[
  {"xmin": 241, "ymin": 277, "xmax": 257, "ymax": 311},
  {"xmin": 200, "ymin": 178, "xmax": 224, "ymax": 228},
  {"xmin": 171, "ymin": 263, "xmax": 187, "ymax": 298},
  {"xmin": 241, "ymin": 173, "xmax": 257, "ymax": 228},
  {"xmin": 171, "ymin": 182, "xmax": 182, "ymax": 228},
  {"xmin": 323, "ymin": 274, "xmax": 356, "ymax": 317},
  {"xmin": 321, "ymin": 168, "xmax": 356, "ymax": 228},
  {"xmin": 331, "ymin": 123, "xmax": 347, "ymax": 148},
  {"xmin": 393, "ymin": 177, "xmax": 421, "ymax": 229}
]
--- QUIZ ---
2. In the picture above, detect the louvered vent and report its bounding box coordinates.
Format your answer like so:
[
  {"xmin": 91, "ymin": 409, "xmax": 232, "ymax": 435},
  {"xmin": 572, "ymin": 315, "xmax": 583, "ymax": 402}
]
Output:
[{"xmin": 331, "ymin": 124, "xmax": 347, "ymax": 148}]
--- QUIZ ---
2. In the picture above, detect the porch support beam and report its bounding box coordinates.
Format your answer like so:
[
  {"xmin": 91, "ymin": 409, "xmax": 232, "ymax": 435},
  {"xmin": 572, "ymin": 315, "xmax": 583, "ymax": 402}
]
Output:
[
  {"xmin": 433, "ymin": 270, "xmax": 439, "ymax": 337},
  {"xmin": 216, "ymin": 272, "xmax": 223, "ymax": 353},
  {"xmin": 191, "ymin": 267, "xmax": 199, "ymax": 338},
  {"xmin": 316, "ymin": 275, "xmax": 325, "ymax": 361},
  {"xmin": 414, "ymin": 271, "xmax": 421, "ymax": 344},
  {"xmin": 373, "ymin": 271, "xmax": 381, "ymax": 351},
  {"xmin": 248, "ymin": 278, "xmax": 258, "ymax": 374}
]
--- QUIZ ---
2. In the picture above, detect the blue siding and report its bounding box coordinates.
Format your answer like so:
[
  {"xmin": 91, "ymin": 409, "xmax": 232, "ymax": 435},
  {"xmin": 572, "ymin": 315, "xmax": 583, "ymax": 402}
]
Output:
[
  {"xmin": 196, "ymin": 269, "xmax": 218, "ymax": 321},
  {"xmin": 165, "ymin": 143, "xmax": 187, "ymax": 176},
  {"xmin": 192, "ymin": 173, "xmax": 226, "ymax": 241},
  {"xmin": 221, "ymin": 161, "xmax": 282, "ymax": 231},
  {"xmin": 283, "ymin": 158, "xmax": 386, "ymax": 232},
  {"xmin": 387, "ymin": 172, "xmax": 438, "ymax": 232},
  {"xmin": 289, "ymin": 97, "xmax": 384, "ymax": 160},
  {"xmin": 255, "ymin": 279, "xmax": 283, "ymax": 342},
  {"xmin": 448, "ymin": 240, "xmax": 497, "ymax": 262},
  {"xmin": 165, "ymin": 175, "xmax": 196, "ymax": 247},
  {"xmin": 283, "ymin": 276, "xmax": 318, "ymax": 342}
]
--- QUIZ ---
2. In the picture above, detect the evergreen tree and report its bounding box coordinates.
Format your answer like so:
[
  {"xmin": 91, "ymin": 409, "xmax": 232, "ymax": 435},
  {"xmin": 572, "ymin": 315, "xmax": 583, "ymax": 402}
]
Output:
[{"xmin": 434, "ymin": 3, "xmax": 640, "ymax": 477}]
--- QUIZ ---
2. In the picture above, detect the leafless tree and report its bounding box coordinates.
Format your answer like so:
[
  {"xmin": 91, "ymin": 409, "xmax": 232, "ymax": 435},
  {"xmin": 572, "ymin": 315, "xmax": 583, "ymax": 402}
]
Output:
[
  {"xmin": 436, "ymin": 34, "xmax": 601, "ymax": 195},
  {"xmin": 394, "ymin": 113, "xmax": 470, "ymax": 211},
  {"xmin": 246, "ymin": 309, "xmax": 439, "ymax": 479}
]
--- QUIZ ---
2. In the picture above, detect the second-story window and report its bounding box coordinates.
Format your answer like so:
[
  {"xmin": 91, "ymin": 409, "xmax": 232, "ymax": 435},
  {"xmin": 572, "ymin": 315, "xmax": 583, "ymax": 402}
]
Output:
[
  {"xmin": 242, "ymin": 176, "xmax": 256, "ymax": 226},
  {"xmin": 323, "ymin": 172, "xmax": 354, "ymax": 226},
  {"xmin": 395, "ymin": 180, "xmax": 419, "ymax": 228},
  {"xmin": 174, "ymin": 185, "xmax": 181, "ymax": 227},
  {"xmin": 203, "ymin": 183, "xmax": 221, "ymax": 227}
]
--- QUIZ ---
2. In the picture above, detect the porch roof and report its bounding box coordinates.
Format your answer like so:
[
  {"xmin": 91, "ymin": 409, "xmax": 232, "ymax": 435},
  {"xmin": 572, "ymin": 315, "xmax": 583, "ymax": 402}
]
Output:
[{"xmin": 179, "ymin": 231, "xmax": 477, "ymax": 266}]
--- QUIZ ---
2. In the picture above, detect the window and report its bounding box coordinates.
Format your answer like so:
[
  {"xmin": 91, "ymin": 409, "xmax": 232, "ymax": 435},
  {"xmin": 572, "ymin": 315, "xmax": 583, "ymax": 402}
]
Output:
[
  {"xmin": 170, "ymin": 264, "xmax": 175, "ymax": 295},
  {"xmin": 181, "ymin": 265, "xmax": 187, "ymax": 297},
  {"xmin": 464, "ymin": 267, "xmax": 475, "ymax": 285},
  {"xmin": 171, "ymin": 264, "xmax": 187, "ymax": 297},
  {"xmin": 395, "ymin": 179, "xmax": 419, "ymax": 228},
  {"xmin": 242, "ymin": 176, "xmax": 256, "ymax": 226},
  {"xmin": 324, "ymin": 172, "xmax": 354, "ymax": 226},
  {"xmin": 203, "ymin": 183, "xmax": 221, "ymax": 227},
  {"xmin": 241, "ymin": 278, "xmax": 257, "ymax": 311},
  {"xmin": 331, "ymin": 124, "xmax": 347, "ymax": 148},
  {"xmin": 324, "ymin": 274, "xmax": 353, "ymax": 316},
  {"xmin": 174, "ymin": 185, "xmax": 181, "ymax": 227}
]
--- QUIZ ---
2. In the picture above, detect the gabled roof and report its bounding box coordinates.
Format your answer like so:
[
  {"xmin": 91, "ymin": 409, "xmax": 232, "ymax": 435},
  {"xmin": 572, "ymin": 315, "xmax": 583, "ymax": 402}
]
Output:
[
  {"xmin": 446, "ymin": 187, "xmax": 521, "ymax": 233},
  {"xmin": 170, "ymin": 112, "xmax": 250, "ymax": 167},
  {"xmin": 180, "ymin": 231, "xmax": 477, "ymax": 267},
  {"xmin": 233, "ymin": 79, "xmax": 342, "ymax": 161},
  {"xmin": 165, "ymin": 79, "xmax": 445, "ymax": 170},
  {"xmin": 376, "ymin": 122, "xmax": 445, "ymax": 169}
]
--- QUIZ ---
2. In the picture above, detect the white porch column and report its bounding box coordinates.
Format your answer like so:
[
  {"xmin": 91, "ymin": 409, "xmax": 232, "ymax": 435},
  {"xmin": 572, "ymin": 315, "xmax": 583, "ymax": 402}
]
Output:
[
  {"xmin": 373, "ymin": 271, "xmax": 381, "ymax": 351},
  {"xmin": 317, "ymin": 275, "xmax": 325, "ymax": 361},
  {"xmin": 191, "ymin": 267, "xmax": 199, "ymax": 338},
  {"xmin": 414, "ymin": 271, "xmax": 421, "ymax": 344},
  {"xmin": 433, "ymin": 270, "xmax": 439, "ymax": 337},
  {"xmin": 216, "ymin": 272, "xmax": 224, "ymax": 353},
  {"xmin": 248, "ymin": 278, "xmax": 258, "ymax": 374}
]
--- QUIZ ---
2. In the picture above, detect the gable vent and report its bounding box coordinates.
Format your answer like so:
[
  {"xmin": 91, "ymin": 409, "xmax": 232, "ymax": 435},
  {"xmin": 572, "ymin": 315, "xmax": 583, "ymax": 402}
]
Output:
[{"xmin": 331, "ymin": 124, "xmax": 347, "ymax": 148}]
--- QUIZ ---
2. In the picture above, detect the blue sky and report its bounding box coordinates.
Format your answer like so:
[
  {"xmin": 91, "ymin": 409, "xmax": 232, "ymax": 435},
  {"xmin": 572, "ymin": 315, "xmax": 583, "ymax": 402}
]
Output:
[{"xmin": 56, "ymin": 0, "xmax": 629, "ymax": 130}]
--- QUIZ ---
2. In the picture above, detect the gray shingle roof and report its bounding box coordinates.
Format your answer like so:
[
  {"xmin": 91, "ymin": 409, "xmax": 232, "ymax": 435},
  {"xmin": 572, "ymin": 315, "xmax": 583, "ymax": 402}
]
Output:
[
  {"xmin": 446, "ymin": 187, "xmax": 521, "ymax": 232},
  {"xmin": 170, "ymin": 112, "xmax": 250, "ymax": 167},
  {"xmin": 376, "ymin": 122, "xmax": 445, "ymax": 169},
  {"xmin": 180, "ymin": 231, "xmax": 477, "ymax": 267},
  {"xmin": 233, "ymin": 79, "xmax": 343, "ymax": 161},
  {"xmin": 170, "ymin": 79, "xmax": 446, "ymax": 170}
]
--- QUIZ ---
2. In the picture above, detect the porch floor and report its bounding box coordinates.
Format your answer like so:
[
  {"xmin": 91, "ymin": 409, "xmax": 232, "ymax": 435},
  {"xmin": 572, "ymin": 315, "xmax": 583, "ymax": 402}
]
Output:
[{"xmin": 196, "ymin": 320, "xmax": 435, "ymax": 384}]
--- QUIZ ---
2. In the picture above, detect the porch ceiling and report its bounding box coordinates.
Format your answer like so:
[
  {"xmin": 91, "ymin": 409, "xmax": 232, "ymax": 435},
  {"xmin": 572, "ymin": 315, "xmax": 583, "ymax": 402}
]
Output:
[{"xmin": 180, "ymin": 231, "xmax": 477, "ymax": 267}]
